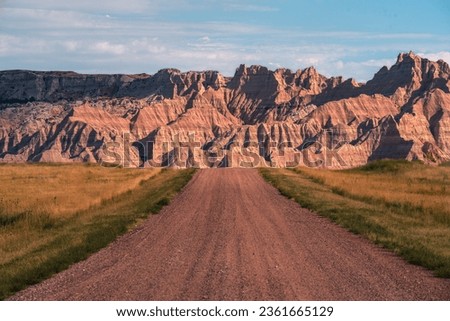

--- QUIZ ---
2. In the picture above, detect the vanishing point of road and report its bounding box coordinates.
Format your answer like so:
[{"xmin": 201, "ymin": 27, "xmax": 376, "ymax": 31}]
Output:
[{"xmin": 11, "ymin": 169, "xmax": 450, "ymax": 300}]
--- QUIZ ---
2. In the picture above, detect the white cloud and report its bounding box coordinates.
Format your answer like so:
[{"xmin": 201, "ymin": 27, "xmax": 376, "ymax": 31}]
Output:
[
  {"xmin": 331, "ymin": 58, "xmax": 397, "ymax": 82},
  {"xmin": 1, "ymin": 7, "xmax": 113, "ymax": 30},
  {"xmin": 224, "ymin": 3, "xmax": 278, "ymax": 12},
  {"xmin": 1, "ymin": 0, "xmax": 449, "ymax": 81},
  {"xmin": 296, "ymin": 56, "xmax": 322, "ymax": 66},
  {"xmin": 3, "ymin": 0, "xmax": 157, "ymax": 14},
  {"xmin": 0, "ymin": 34, "xmax": 50, "ymax": 55},
  {"xmin": 418, "ymin": 51, "xmax": 450, "ymax": 64},
  {"xmin": 63, "ymin": 41, "xmax": 78, "ymax": 52},
  {"xmin": 268, "ymin": 62, "xmax": 282, "ymax": 68},
  {"xmin": 335, "ymin": 60, "xmax": 344, "ymax": 70},
  {"xmin": 92, "ymin": 42, "xmax": 126, "ymax": 55},
  {"xmin": 130, "ymin": 38, "xmax": 166, "ymax": 54},
  {"xmin": 359, "ymin": 58, "xmax": 395, "ymax": 67},
  {"xmin": 0, "ymin": 35, "xmax": 17, "ymax": 54}
]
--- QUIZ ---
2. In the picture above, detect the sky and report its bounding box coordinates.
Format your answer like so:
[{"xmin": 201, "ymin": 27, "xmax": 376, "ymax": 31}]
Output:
[{"xmin": 0, "ymin": 0, "xmax": 449, "ymax": 81}]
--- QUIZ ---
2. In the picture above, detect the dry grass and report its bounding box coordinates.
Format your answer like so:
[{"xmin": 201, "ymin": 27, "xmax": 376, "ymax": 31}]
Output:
[
  {"xmin": 0, "ymin": 164, "xmax": 195, "ymax": 299},
  {"xmin": 0, "ymin": 163, "xmax": 159, "ymax": 268},
  {"xmin": 0, "ymin": 163, "xmax": 159, "ymax": 218},
  {"xmin": 260, "ymin": 160, "xmax": 450, "ymax": 277},
  {"xmin": 299, "ymin": 161, "xmax": 450, "ymax": 222}
]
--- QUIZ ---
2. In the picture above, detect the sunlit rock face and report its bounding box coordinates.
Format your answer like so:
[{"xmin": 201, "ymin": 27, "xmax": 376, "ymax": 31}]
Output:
[{"xmin": 1, "ymin": 52, "xmax": 449, "ymax": 168}]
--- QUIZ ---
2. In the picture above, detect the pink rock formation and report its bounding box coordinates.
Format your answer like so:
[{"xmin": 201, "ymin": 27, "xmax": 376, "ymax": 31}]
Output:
[{"xmin": 0, "ymin": 52, "xmax": 449, "ymax": 168}]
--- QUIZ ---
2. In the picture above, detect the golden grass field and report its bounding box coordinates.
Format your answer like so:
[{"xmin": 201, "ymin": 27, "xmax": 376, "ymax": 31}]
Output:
[
  {"xmin": 0, "ymin": 164, "xmax": 195, "ymax": 299},
  {"xmin": 300, "ymin": 163, "xmax": 450, "ymax": 222},
  {"xmin": 0, "ymin": 163, "xmax": 159, "ymax": 218},
  {"xmin": 260, "ymin": 160, "xmax": 450, "ymax": 277}
]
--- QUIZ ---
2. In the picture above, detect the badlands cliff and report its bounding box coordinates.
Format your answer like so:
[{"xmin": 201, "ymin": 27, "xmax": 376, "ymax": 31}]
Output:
[{"xmin": 0, "ymin": 52, "xmax": 449, "ymax": 168}]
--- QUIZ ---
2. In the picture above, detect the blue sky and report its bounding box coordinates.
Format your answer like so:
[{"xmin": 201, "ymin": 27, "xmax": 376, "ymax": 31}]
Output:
[{"xmin": 0, "ymin": 0, "xmax": 449, "ymax": 81}]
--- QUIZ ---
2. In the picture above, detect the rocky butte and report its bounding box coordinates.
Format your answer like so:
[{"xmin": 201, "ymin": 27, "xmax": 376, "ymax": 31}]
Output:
[{"xmin": 0, "ymin": 52, "xmax": 449, "ymax": 168}]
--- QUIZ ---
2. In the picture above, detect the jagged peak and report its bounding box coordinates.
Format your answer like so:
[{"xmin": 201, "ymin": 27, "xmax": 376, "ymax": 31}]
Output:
[
  {"xmin": 274, "ymin": 68, "xmax": 293, "ymax": 75},
  {"xmin": 378, "ymin": 65, "xmax": 389, "ymax": 73},
  {"xmin": 181, "ymin": 69, "xmax": 220, "ymax": 76},
  {"xmin": 396, "ymin": 51, "xmax": 419, "ymax": 63},
  {"xmin": 376, "ymin": 51, "xmax": 425, "ymax": 77},
  {"xmin": 387, "ymin": 51, "xmax": 450, "ymax": 77},
  {"xmin": 247, "ymin": 65, "xmax": 270, "ymax": 75},
  {"xmin": 233, "ymin": 64, "xmax": 272, "ymax": 77},
  {"xmin": 2, "ymin": 52, "xmax": 448, "ymax": 105},
  {"xmin": 235, "ymin": 64, "xmax": 246, "ymax": 74},
  {"xmin": 345, "ymin": 78, "xmax": 361, "ymax": 88},
  {"xmin": 436, "ymin": 59, "xmax": 450, "ymax": 74},
  {"xmin": 156, "ymin": 68, "xmax": 181, "ymax": 75},
  {"xmin": 303, "ymin": 66, "xmax": 318, "ymax": 74}
]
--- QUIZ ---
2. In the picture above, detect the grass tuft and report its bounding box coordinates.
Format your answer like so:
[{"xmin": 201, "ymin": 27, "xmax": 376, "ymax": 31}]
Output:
[
  {"xmin": 0, "ymin": 213, "xmax": 25, "ymax": 228},
  {"xmin": 439, "ymin": 161, "xmax": 450, "ymax": 167},
  {"xmin": 356, "ymin": 159, "xmax": 418, "ymax": 173}
]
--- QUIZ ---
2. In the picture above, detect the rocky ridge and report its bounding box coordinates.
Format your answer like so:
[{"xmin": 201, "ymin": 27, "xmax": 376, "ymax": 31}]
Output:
[{"xmin": 0, "ymin": 52, "xmax": 449, "ymax": 168}]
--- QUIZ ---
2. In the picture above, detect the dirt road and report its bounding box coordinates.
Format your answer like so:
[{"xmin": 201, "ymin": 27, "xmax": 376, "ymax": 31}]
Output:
[{"xmin": 10, "ymin": 169, "xmax": 450, "ymax": 300}]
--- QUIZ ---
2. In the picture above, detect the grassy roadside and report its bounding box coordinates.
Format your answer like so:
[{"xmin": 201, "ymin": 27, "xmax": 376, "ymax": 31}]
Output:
[
  {"xmin": 0, "ymin": 163, "xmax": 160, "ymax": 218},
  {"xmin": 0, "ymin": 165, "xmax": 196, "ymax": 300},
  {"xmin": 259, "ymin": 161, "xmax": 450, "ymax": 278}
]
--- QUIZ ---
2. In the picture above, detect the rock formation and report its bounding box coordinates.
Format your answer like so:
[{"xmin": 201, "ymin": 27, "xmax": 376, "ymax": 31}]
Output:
[{"xmin": 0, "ymin": 52, "xmax": 449, "ymax": 168}]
